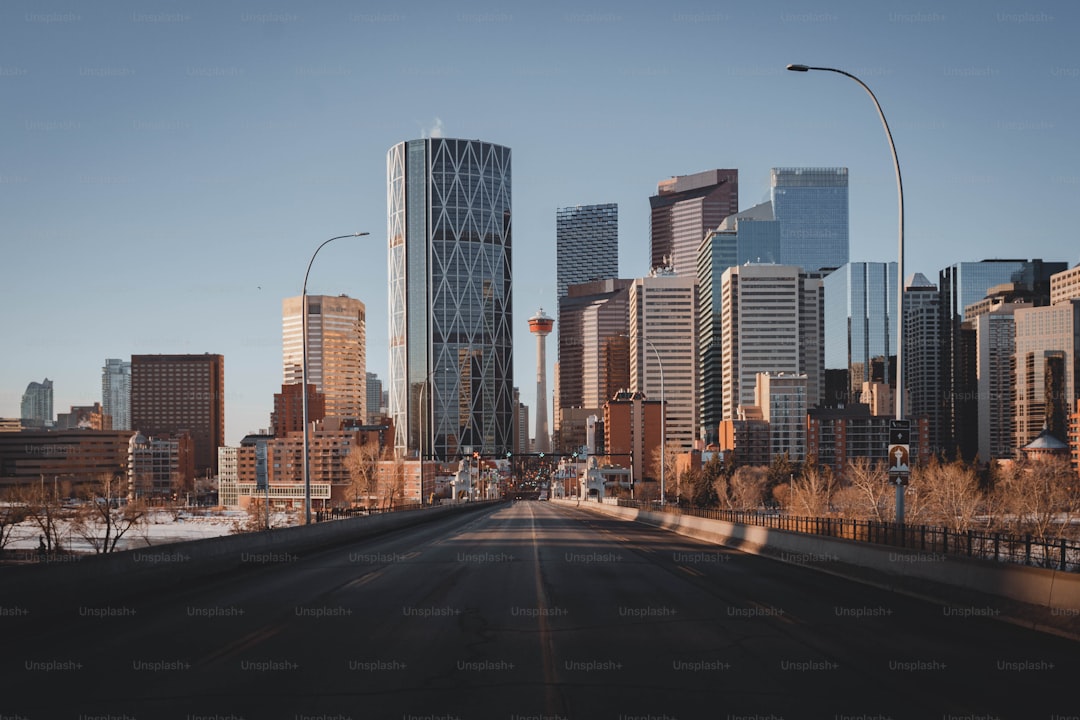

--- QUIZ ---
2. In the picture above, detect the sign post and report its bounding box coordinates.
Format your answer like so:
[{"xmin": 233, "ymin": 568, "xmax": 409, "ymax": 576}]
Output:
[{"xmin": 887, "ymin": 419, "xmax": 910, "ymax": 486}]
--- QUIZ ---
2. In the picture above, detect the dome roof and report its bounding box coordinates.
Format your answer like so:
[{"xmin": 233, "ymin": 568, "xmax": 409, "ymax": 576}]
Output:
[{"xmin": 1023, "ymin": 427, "xmax": 1069, "ymax": 451}]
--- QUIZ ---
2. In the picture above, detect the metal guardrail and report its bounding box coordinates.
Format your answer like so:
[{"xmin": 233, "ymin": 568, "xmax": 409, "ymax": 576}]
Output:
[{"xmin": 610, "ymin": 499, "xmax": 1080, "ymax": 573}]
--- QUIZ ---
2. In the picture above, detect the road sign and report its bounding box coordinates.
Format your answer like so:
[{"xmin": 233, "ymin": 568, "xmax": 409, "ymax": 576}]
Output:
[{"xmin": 889, "ymin": 419, "xmax": 910, "ymax": 446}]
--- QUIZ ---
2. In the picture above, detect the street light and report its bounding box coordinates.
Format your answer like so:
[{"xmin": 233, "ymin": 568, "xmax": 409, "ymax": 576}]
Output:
[
  {"xmin": 786, "ymin": 63, "xmax": 906, "ymax": 522},
  {"xmin": 302, "ymin": 232, "xmax": 370, "ymax": 525}
]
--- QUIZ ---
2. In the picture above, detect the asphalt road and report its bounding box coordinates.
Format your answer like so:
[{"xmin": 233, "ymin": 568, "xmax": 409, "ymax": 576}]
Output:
[{"xmin": 4, "ymin": 500, "xmax": 1078, "ymax": 719}]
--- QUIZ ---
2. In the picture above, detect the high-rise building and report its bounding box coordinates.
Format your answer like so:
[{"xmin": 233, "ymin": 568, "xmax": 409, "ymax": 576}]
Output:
[
  {"xmin": 976, "ymin": 301, "xmax": 1030, "ymax": 461},
  {"xmin": 102, "ymin": 359, "xmax": 131, "ymax": 430},
  {"xmin": 556, "ymin": 279, "xmax": 631, "ymax": 451},
  {"xmin": 755, "ymin": 372, "xmax": 808, "ymax": 462},
  {"xmin": 56, "ymin": 403, "xmax": 110, "ymax": 430},
  {"xmin": 365, "ymin": 372, "xmax": 384, "ymax": 424},
  {"xmin": 650, "ymin": 169, "xmax": 739, "ymax": 277},
  {"xmin": 1051, "ymin": 263, "xmax": 1080, "ymax": 305},
  {"xmin": 130, "ymin": 354, "xmax": 225, "ymax": 477},
  {"xmin": 939, "ymin": 259, "xmax": 1067, "ymax": 459},
  {"xmin": 721, "ymin": 264, "xmax": 823, "ymax": 421},
  {"xmin": 697, "ymin": 201, "xmax": 781, "ymax": 440},
  {"xmin": 770, "ymin": 167, "xmax": 849, "ymax": 273},
  {"xmin": 629, "ymin": 270, "xmax": 698, "ymax": 452},
  {"xmin": 1013, "ymin": 300, "xmax": 1080, "ymax": 449},
  {"xmin": 387, "ymin": 138, "xmax": 514, "ymax": 460},
  {"xmin": 823, "ymin": 262, "xmax": 898, "ymax": 406},
  {"xmin": 283, "ymin": 294, "xmax": 366, "ymax": 422},
  {"xmin": 903, "ymin": 274, "xmax": 942, "ymax": 454},
  {"xmin": 20, "ymin": 378, "xmax": 53, "ymax": 429},
  {"xmin": 556, "ymin": 204, "xmax": 618, "ymax": 301}
]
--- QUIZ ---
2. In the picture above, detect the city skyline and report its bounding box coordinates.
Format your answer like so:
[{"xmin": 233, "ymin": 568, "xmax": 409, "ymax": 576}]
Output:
[{"xmin": 3, "ymin": 1, "xmax": 1079, "ymax": 444}]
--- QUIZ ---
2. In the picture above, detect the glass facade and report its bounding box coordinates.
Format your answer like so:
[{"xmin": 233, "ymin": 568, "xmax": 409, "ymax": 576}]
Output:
[
  {"xmin": 556, "ymin": 204, "xmax": 618, "ymax": 301},
  {"xmin": 771, "ymin": 167, "xmax": 849, "ymax": 273},
  {"xmin": 823, "ymin": 262, "xmax": 897, "ymax": 403},
  {"xmin": 388, "ymin": 138, "xmax": 514, "ymax": 460}
]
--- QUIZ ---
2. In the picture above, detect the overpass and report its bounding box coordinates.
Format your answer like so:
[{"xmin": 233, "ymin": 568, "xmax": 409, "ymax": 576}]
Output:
[{"xmin": 2, "ymin": 500, "xmax": 1077, "ymax": 718}]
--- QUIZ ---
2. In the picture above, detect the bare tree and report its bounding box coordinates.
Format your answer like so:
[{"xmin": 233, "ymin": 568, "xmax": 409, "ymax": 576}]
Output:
[
  {"xmin": 786, "ymin": 463, "xmax": 836, "ymax": 517},
  {"xmin": 993, "ymin": 457, "xmax": 1080, "ymax": 539},
  {"xmin": 913, "ymin": 458, "xmax": 983, "ymax": 533},
  {"xmin": 70, "ymin": 474, "xmax": 148, "ymax": 553},
  {"xmin": 379, "ymin": 455, "xmax": 406, "ymax": 510},
  {"xmin": 730, "ymin": 465, "xmax": 769, "ymax": 510},
  {"xmin": 14, "ymin": 480, "xmax": 66, "ymax": 554},
  {"xmin": 0, "ymin": 491, "xmax": 29, "ymax": 553},
  {"xmin": 344, "ymin": 441, "xmax": 382, "ymax": 510},
  {"xmin": 833, "ymin": 457, "xmax": 893, "ymax": 522},
  {"xmin": 650, "ymin": 440, "xmax": 681, "ymax": 504}
]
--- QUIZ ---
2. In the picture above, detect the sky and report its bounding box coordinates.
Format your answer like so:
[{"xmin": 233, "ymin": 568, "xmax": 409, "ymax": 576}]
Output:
[{"xmin": 2, "ymin": 0, "xmax": 1078, "ymax": 446}]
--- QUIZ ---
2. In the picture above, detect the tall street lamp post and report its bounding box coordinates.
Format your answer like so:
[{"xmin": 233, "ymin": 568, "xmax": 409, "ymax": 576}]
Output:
[
  {"xmin": 418, "ymin": 366, "xmax": 445, "ymax": 507},
  {"xmin": 302, "ymin": 232, "xmax": 370, "ymax": 525},
  {"xmin": 786, "ymin": 63, "xmax": 906, "ymax": 523}
]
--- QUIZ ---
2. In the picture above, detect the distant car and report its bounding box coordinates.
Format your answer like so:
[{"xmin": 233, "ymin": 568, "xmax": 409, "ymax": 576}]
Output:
[{"xmin": 538, "ymin": 492, "xmax": 548, "ymax": 501}]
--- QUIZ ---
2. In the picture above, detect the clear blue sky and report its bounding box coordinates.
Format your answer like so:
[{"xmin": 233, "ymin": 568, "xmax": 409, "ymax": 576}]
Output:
[{"xmin": 2, "ymin": 0, "xmax": 1078, "ymax": 445}]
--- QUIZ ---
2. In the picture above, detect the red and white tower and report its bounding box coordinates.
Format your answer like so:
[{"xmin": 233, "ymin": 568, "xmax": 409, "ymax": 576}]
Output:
[{"xmin": 528, "ymin": 309, "xmax": 554, "ymax": 453}]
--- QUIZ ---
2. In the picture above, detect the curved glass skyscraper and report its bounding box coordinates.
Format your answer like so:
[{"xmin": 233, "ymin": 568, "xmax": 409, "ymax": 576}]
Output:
[{"xmin": 387, "ymin": 138, "xmax": 514, "ymax": 460}]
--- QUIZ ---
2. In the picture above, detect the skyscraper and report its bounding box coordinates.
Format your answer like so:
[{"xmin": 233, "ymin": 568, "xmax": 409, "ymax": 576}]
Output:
[
  {"xmin": 976, "ymin": 301, "xmax": 1029, "ymax": 460},
  {"xmin": 697, "ymin": 201, "xmax": 781, "ymax": 440},
  {"xmin": 823, "ymin": 262, "xmax": 898, "ymax": 405},
  {"xmin": 771, "ymin": 167, "xmax": 849, "ymax": 273},
  {"xmin": 650, "ymin": 169, "xmax": 739, "ymax": 277},
  {"xmin": 101, "ymin": 359, "xmax": 131, "ymax": 430},
  {"xmin": 721, "ymin": 264, "xmax": 822, "ymax": 422},
  {"xmin": 130, "ymin": 354, "xmax": 224, "ymax": 476},
  {"xmin": 629, "ymin": 270, "xmax": 698, "ymax": 452},
  {"xmin": 283, "ymin": 294, "xmax": 366, "ymax": 422},
  {"xmin": 21, "ymin": 378, "xmax": 53, "ymax": 429},
  {"xmin": 904, "ymin": 274, "xmax": 942, "ymax": 454},
  {"xmin": 365, "ymin": 372, "xmax": 384, "ymax": 424},
  {"xmin": 1013, "ymin": 301, "xmax": 1080, "ymax": 448},
  {"xmin": 939, "ymin": 259, "xmax": 1067, "ymax": 459},
  {"xmin": 387, "ymin": 138, "xmax": 514, "ymax": 460},
  {"xmin": 556, "ymin": 279, "xmax": 631, "ymax": 452},
  {"xmin": 556, "ymin": 204, "xmax": 618, "ymax": 302}
]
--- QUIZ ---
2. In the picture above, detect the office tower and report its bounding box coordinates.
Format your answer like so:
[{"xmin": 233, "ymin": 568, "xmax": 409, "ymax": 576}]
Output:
[
  {"xmin": 904, "ymin": 274, "xmax": 942, "ymax": 454},
  {"xmin": 1013, "ymin": 300, "xmax": 1080, "ymax": 449},
  {"xmin": 628, "ymin": 270, "xmax": 698, "ymax": 452},
  {"xmin": 556, "ymin": 279, "xmax": 631, "ymax": 451},
  {"xmin": 976, "ymin": 301, "xmax": 1030, "ymax": 461},
  {"xmin": 721, "ymin": 264, "xmax": 822, "ymax": 421},
  {"xmin": 283, "ymin": 294, "xmax": 366, "ymax": 422},
  {"xmin": 101, "ymin": 358, "xmax": 131, "ymax": 430},
  {"xmin": 603, "ymin": 390, "xmax": 662, "ymax": 490},
  {"xmin": 697, "ymin": 201, "xmax": 781, "ymax": 440},
  {"xmin": 823, "ymin": 262, "xmax": 898, "ymax": 406},
  {"xmin": 1051, "ymin": 263, "xmax": 1080, "ymax": 305},
  {"xmin": 365, "ymin": 372, "xmax": 384, "ymax": 424},
  {"xmin": 556, "ymin": 204, "xmax": 618, "ymax": 301},
  {"xmin": 755, "ymin": 372, "xmax": 808, "ymax": 462},
  {"xmin": 939, "ymin": 259, "xmax": 1067, "ymax": 460},
  {"xmin": 388, "ymin": 138, "xmax": 514, "ymax": 459},
  {"xmin": 650, "ymin": 169, "xmax": 739, "ymax": 277},
  {"xmin": 517, "ymin": 399, "xmax": 530, "ymax": 454},
  {"xmin": 130, "ymin": 354, "xmax": 225, "ymax": 477},
  {"xmin": 20, "ymin": 378, "xmax": 53, "ymax": 428},
  {"xmin": 528, "ymin": 310, "xmax": 554, "ymax": 454},
  {"xmin": 770, "ymin": 167, "xmax": 849, "ymax": 273}
]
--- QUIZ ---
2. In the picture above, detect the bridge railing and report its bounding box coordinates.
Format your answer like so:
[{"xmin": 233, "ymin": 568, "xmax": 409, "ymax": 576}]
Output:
[{"xmin": 608, "ymin": 499, "xmax": 1080, "ymax": 573}]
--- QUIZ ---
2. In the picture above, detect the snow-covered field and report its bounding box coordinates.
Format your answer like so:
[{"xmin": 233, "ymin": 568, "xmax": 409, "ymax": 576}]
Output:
[{"xmin": 3, "ymin": 508, "xmax": 300, "ymax": 556}]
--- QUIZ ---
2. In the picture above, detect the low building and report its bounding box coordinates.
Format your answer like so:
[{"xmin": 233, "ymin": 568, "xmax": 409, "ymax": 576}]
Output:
[
  {"xmin": 807, "ymin": 405, "xmax": 929, "ymax": 478},
  {"xmin": 128, "ymin": 431, "xmax": 196, "ymax": 501},
  {"xmin": 0, "ymin": 429, "xmax": 135, "ymax": 495}
]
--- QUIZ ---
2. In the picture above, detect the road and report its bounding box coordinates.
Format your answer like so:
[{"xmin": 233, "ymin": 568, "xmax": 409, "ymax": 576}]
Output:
[{"xmin": 4, "ymin": 500, "xmax": 1078, "ymax": 719}]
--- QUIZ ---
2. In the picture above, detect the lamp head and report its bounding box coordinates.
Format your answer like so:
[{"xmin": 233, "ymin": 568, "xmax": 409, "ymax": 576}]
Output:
[{"xmin": 786, "ymin": 64, "xmax": 810, "ymax": 72}]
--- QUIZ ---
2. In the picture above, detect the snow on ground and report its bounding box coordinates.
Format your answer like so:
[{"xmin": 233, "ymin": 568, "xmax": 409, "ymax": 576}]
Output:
[{"xmin": 3, "ymin": 509, "xmax": 301, "ymax": 556}]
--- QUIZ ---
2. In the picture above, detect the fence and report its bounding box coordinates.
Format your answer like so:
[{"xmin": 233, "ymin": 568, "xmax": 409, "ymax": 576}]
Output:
[
  {"xmin": 314, "ymin": 502, "xmax": 423, "ymax": 522},
  {"xmin": 611, "ymin": 499, "xmax": 1080, "ymax": 573}
]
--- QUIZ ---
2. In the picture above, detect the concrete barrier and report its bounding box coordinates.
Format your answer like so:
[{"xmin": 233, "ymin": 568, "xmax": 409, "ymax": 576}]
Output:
[
  {"xmin": 1, "ymin": 501, "xmax": 500, "ymax": 611},
  {"xmin": 560, "ymin": 499, "xmax": 1080, "ymax": 620}
]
